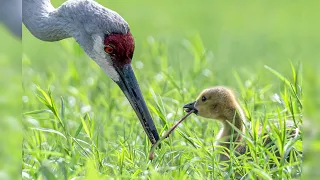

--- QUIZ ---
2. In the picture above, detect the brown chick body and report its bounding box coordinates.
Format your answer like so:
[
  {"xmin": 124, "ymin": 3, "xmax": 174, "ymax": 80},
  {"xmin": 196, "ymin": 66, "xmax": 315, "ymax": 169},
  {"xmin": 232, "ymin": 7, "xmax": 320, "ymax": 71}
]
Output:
[
  {"xmin": 184, "ymin": 86, "xmax": 247, "ymax": 161},
  {"xmin": 184, "ymin": 86, "xmax": 300, "ymax": 162}
]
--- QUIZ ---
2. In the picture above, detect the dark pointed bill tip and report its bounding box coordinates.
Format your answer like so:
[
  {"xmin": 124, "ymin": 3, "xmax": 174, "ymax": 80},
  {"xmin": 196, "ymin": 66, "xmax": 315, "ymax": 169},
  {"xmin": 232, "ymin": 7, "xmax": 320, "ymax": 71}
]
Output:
[
  {"xmin": 114, "ymin": 64, "xmax": 160, "ymax": 144},
  {"xmin": 183, "ymin": 101, "xmax": 198, "ymax": 115}
]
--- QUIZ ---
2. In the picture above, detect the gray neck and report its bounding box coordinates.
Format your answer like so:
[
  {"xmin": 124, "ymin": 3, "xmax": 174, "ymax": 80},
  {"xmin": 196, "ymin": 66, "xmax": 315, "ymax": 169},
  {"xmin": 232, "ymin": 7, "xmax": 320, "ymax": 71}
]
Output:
[
  {"xmin": 22, "ymin": 0, "xmax": 130, "ymax": 43},
  {"xmin": 23, "ymin": 0, "xmax": 71, "ymax": 41},
  {"xmin": 0, "ymin": 0, "xmax": 22, "ymax": 37}
]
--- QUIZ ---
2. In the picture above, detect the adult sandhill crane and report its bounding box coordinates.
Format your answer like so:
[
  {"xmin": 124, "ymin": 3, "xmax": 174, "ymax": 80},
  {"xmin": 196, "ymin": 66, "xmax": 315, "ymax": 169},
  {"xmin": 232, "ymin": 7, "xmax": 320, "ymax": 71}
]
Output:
[{"xmin": 23, "ymin": 0, "xmax": 160, "ymax": 144}]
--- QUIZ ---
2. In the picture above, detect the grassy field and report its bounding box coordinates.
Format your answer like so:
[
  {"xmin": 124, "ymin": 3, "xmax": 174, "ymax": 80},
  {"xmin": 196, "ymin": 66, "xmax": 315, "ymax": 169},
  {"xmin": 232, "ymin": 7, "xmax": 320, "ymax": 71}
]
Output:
[{"xmin": 19, "ymin": 0, "xmax": 320, "ymax": 179}]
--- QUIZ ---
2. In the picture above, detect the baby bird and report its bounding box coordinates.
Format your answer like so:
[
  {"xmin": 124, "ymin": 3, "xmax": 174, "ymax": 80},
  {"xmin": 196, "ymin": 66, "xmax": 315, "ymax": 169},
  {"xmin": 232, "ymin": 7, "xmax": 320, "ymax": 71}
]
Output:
[
  {"xmin": 184, "ymin": 86, "xmax": 247, "ymax": 161},
  {"xmin": 183, "ymin": 86, "xmax": 300, "ymax": 162}
]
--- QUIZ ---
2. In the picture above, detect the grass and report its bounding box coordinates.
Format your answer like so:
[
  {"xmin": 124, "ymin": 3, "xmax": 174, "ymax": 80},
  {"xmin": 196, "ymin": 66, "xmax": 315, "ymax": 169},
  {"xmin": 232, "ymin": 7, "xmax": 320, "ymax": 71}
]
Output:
[
  {"xmin": 22, "ymin": 38, "xmax": 303, "ymax": 179},
  {"xmin": 0, "ymin": 24, "xmax": 21, "ymax": 180},
  {"xmin": 19, "ymin": 0, "xmax": 313, "ymax": 179}
]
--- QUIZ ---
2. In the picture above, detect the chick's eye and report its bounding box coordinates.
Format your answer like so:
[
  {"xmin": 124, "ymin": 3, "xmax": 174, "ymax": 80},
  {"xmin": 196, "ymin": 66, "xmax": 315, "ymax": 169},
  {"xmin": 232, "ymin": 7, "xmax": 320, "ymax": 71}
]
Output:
[
  {"xmin": 201, "ymin": 96, "xmax": 207, "ymax": 102},
  {"xmin": 104, "ymin": 46, "xmax": 114, "ymax": 54}
]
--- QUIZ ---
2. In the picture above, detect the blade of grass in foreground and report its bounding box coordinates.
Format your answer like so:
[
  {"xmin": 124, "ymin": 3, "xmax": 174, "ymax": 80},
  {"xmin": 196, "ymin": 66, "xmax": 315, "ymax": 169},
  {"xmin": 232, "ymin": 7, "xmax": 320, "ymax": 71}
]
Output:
[{"xmin": 149, "ymin": 110, "xmax": 195, "ymax": 160}]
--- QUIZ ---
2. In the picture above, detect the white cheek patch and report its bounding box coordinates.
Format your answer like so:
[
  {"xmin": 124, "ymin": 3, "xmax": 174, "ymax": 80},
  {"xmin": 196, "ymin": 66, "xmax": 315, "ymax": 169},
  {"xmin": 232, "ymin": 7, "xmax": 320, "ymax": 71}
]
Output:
[{"xmin": 91, "ymin": 34, "xmax": 120, "ymax": 82}]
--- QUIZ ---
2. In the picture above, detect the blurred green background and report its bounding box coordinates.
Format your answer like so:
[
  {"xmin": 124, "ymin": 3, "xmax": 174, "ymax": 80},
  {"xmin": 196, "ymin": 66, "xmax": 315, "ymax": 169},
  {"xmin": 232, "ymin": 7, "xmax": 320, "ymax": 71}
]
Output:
[
  {"xmin": 14, "ymin": 0, "xmax": 320, "ymax": 179},
  {"xmin": 0, "ymin": 24, "xmax": 21, "ymax": 179},
  {"xmin": 25, "ymin": 0, "xmax": 320, "ymax": 81}
]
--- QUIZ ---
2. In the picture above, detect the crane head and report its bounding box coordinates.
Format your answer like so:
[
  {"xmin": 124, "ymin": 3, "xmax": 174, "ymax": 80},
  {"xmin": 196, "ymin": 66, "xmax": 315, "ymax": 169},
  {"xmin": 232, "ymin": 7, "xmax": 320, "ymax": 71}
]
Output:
[
  {"xmin": 53, "ymin": 0, "xmax": 160, "ymax": 144},
  {"xmin": 103, "ymin": 32, "xmax": 134, "ymax": 67},
  {"xmin": 22, "ymin": 0, "xmax": 160, "ymax": 145},
  {"xmin": 87, "ymin": 31, "xmax": 160, "ymax": 144}
]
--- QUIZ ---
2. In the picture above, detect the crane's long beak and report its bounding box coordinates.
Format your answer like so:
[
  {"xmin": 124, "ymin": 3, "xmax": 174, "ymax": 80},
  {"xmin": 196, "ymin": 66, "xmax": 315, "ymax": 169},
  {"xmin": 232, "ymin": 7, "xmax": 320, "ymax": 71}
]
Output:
[{"xmin": 114, "ymin": 64, "xmax": 160, "ymax": 144}]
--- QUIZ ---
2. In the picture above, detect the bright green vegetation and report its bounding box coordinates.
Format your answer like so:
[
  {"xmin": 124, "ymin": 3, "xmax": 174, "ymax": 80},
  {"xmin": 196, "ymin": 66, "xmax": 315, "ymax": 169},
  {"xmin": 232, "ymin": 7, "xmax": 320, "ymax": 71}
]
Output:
[
  {"xmin": 20, "ymin": 0, "xmax": 320, "ymax": 179},
  {"xmin": 0, "ymin": 24, "xmax": 21, "ymax": 180}
]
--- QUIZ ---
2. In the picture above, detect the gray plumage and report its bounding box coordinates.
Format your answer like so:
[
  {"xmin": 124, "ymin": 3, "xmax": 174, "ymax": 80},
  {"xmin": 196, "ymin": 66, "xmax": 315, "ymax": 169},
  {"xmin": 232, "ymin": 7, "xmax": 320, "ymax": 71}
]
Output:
[
  {"xmin": 23, "ymin": 0, "xmax": 129, "ymax": 57},
  {"xmin": 0, "ymin": 0, "xmax": 22, "ymax": 37},
  {"xmin": 23, "ymin": 0, "xmax": 129, "ymax": 39},
  {"xmin": 22, "ymin": 0, "xmax": 161, "ymax": 144}
]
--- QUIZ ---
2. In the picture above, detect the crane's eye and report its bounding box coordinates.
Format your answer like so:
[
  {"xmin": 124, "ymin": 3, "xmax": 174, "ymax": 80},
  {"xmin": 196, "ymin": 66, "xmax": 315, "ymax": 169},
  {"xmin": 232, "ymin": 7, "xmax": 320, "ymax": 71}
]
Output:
[
  {"xmin": 202, "ymin": 96, "xmax": 207, "ymax": 102},
  {"xmin": 104, "ymin": 45, "xmax": 114, "ymax": 54}
]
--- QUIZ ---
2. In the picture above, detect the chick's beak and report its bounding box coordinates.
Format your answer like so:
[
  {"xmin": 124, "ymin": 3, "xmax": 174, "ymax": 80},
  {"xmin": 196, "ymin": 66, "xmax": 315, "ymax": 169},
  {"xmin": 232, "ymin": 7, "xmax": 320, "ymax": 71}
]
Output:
[
  {"xmin": 114, "ymin": 64, "xmax": 160, "ymax": 144},
  {"xmin": 183, "ymin": 101, "xmax": 198, "ymax": 115}
]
